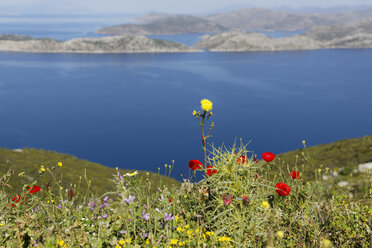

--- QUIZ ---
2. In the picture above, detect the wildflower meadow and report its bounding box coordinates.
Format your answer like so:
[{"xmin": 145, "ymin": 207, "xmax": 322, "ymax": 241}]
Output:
[{"xmin": 0, "ymin": 99, "xmax": 371, "ymax": 248}]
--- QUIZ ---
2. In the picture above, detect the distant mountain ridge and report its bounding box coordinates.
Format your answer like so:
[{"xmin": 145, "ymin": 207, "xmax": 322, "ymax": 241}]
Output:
[{"xmin": 97, "ymin": 7, "xmax": 372, "ymax": 35}]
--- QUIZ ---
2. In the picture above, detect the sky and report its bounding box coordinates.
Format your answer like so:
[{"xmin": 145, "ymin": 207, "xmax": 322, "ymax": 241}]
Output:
[{"xmin": 1, "ymin": 0, "xmax": 372, "ymax": 15}]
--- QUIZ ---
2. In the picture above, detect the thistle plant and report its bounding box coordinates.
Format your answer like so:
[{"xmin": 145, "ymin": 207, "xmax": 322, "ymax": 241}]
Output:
[{"xmin": 192, "ymin": 99, "xmax": 214, "ymax": 168}]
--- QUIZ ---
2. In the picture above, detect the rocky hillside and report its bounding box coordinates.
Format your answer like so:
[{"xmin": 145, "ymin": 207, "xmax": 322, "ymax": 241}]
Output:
[
  {"xmin": 195, "ymin": 18, "xmax": 372, "ymax": 51},
  {"xmin": 205, "ymin": 7, "xmax": 372, "ymax": 31},
  {"xmin": 97, "ymin": 15, "xmax": 227, "ymax": 35},
  {"xmin": 0, "ymin": 34, "xmax": 201, "ymax": 53},
  {"xmin": 98, "ymin": 7, "xmax": 372, "ymax": 36}
]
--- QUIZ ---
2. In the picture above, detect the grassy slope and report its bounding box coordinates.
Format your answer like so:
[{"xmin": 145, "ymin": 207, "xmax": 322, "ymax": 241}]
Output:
[
  {"xmin": 276, "ymin": 135, "xmax": 372, "ymax": 171},
  {"xmin": 0, "ymin": 135, "xmax": 371, "ymax": 198},
  {"xmin": 0, "ymin": 148, "xmax": 180, "ymax": 198}
]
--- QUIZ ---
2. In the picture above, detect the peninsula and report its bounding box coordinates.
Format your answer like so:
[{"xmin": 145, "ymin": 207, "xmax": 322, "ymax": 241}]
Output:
[{"xmin": 0, "ymin": 34, "xmax": 201, "ymax": 53}]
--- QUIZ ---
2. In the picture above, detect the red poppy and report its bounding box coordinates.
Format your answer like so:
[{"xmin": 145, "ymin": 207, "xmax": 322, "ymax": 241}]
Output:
[
  {"xmin": 206, "ymin": 165, "xmax": 217, "ymax": 176},
  {"xmin": 27, "ymin": 185, "xmax": 41, "ymax": 194},
  {"xmin": 188, "ymin": 160, "xmax": 203, "ymax": 170},
  {"xmin": 11, "ymin": 195, "xmax": 25, "ymax": 207},
  {"xmin": 46, "ymin": 183, "xmax": 51, "ymax": 191},
  {"xmin": 223, "ymin": 194, "xmax": 233, "ymax": 206},
  {"xmin": 69, "ymin": 189, "xmax": 74, "ymax": 200},
  {"xmin": 169, "ymin": 198, "xmax": 173, "ymax": 205},
  {"xmin": 255, "ymin": 174, "xmax": 259, "ymax": 179},
  {"xmin": 237, "ymin": 154, "xmax": 247, "ymax": 165},
  {"xmin": 262, "ymin": 152, "xmax": 275, "ymax": 162},
  {"xmin": 290, "ymin": 171, "xmax": 300, "ymax": 179},
  {"xmin": 275, "ymin": 183, "xmax": 291, "ymax": 196}
]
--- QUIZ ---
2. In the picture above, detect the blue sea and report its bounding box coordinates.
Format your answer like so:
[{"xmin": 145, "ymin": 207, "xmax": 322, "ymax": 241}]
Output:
[{"xmin": 0, "ymin": 20, "xmax": 371, "ymax": 180}]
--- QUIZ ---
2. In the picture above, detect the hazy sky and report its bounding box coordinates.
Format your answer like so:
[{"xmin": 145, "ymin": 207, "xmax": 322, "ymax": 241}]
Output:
[{"xmin": 1, "ymin": 0, "xmax": 372, "ymax": 14}]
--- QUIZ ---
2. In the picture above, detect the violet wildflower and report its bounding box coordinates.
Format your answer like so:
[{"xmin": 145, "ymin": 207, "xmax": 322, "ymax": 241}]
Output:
[
  {"xmin": 102, "ymin": 214, "xmax": 108, "ymax": 219},
  {"xmin": 142, "ymin": 209, "xmax": 150, "ymax": 221},
  {"xmin": 124, "ymin": 195, "xmax": 135, "ymax": 204},
  {"xmin": 103, "ymin": 196, "xmax": 109, "ymax": 202},
  {"xmin": 120, "ymin": 231, "xmax": 126, "ymax": 234},
  {"xmin": 88, "ymin": 201, "xmax": 96, "ymax": 210},
  {"xmin": 163, "ymin": 212, "xmax": 175, "ymax": 221}
]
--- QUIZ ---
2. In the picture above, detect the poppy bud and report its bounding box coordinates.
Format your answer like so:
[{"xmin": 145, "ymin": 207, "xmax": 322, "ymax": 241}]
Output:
[{"xmin": 243, "ymin": 195, "xmax": 250, "ymax": 205}]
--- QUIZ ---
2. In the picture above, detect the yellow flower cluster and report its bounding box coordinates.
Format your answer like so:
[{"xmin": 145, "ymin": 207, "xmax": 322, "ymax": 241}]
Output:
[
  {"xmin": 116, "ymin": 238, "xmax": 132, "ymax": 247},
  {"xmin": 57, "ymin": 240, "xmax": 66, "ymax": 248},
  {"xmin": 200, "ymin": 99, "xmax": 213, "ymax": 112},
  {"xmin": 40, "ymin": 165, "xmax": 46, "ymax": 172},
  {"xmin": 218, "ymin": 236, "xmax": 231, "ymax": 242}
]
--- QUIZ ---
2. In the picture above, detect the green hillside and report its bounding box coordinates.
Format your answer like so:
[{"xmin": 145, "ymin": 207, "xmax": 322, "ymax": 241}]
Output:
[
  {"xmin": 1, "ymin": 135, "xmax": 370, "ymax": 199},
  {"xmin": 0, "ymin": 148, "xmax": 180, "ymax": 198}
]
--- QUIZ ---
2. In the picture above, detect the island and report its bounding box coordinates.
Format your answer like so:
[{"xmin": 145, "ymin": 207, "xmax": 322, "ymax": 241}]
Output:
[
  {"xmin": 0, "ymin": 34, "xmax": 201, "ymax": 53},
  {"xmin": 96, "ymin": 15, "xmax": 227, "ymax": 35},
  {"xmin": 194, "ymin": 18, "xmax": 372, "ymax": 51}
]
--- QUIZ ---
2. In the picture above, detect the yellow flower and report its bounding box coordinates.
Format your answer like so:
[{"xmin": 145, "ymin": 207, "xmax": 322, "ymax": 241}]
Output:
[
  {"xmin": 200, "ymin": 99, "xmax": 213, "ymax": 112},
  {"xmin": 118, "ymin": 240, "xmax": 125, "ymax": 245},
  {"xmin": 115, "ymin": 245, "xmax": 121, "ymax": 248},
  {"xmin": 177, "ymin": 226, "xmax": 183, "ymax": 232},
  {"xmin": 276, "ymin": 231, "xmax": 284, "ymax": 238},
  {"xmin": 146, "ymin": 239, "xmax": 150, "ymax": 244},
  {"xmin": 302, "ymin": 140, "xmax": 306, "ymax": 145},
  {"xmin": 206, "ymin": 231, "xmax": 215, "ymax": 236},
  {"xmin": 218, "ymin": 236, "xmax": 231, "ymax": 242},
  {"xmin": 321, "ymin": 239, "xmax": 332, "ymax": 248},
  {"xmin": 125, "ymin": 238, "xmax": 132, "ymax": 244},
  {"xmin": 178, "ymin": 241, "xmax": 185, "ymax": 246},
  {"xmin": 57, "ymin": 240, "xmax": 65, "ymax": 246},
  {"xmin": 0, "ymin": 223, "xmax": 4, "ymax": 227},
  {"xmin": 184, "ymin": 224, "xmax": 189, "ymax": 229},
  {"xmin": 192, "ymin": 110, "xmax": 197, "ymax": 116},
  {"xmin": 318, "ymin": 168, "xmax": 322, "ymax": 173},
  {"xmin": 184, "ymin": 195, "xmax": 187, "ymax": 199},
  {"xmin": 261, "ymin": 201, "xmax": 270, "ymax": 209},
  {"xmin": 18, "ymin": 172, "xmax": 25, "ymax": 176},
  {"xmin": 58, "ymin": 162, "xmax": 63, "ymax": 167},
  {"xmin": 170, "ymin": 239, "xmax": 178, "ymax": 245}
]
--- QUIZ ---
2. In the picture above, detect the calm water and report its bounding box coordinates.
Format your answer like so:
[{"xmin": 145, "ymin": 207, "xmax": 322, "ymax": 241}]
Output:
[
  {"xmin": 0, "ymin": 50, "xmax": 371, "ymax": 180},
  {"xmin": 0, "ymin": 21, "xmax": 371, "ymax": 180}
]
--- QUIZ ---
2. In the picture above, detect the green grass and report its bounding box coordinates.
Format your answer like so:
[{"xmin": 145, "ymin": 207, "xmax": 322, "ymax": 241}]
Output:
[
  {"xmin": 0, "ymin": 148, "xmax": 180, "ymax": 198},
  {"xmin": 0, "ymin": 136, "xmax": 370, "ymax": 248}
]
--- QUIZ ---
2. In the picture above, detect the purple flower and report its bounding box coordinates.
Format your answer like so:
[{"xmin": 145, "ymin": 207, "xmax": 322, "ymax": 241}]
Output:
[
  {"xmin": 102, "ymin": 214, "xmax": 108, "ymax": 219},
  {"xmin": 163, "ymin": 212, "xmax": 175, "ymax": 222},
  {"xmin": 143, "ymin": 233, "xmax": 148, "ymax": 238},
  {"xmin": 88, "ymin": 201, "xmax": 96, "ymax": 210},
  {"xmin": 103, "ymin": 196, "xmax": 109, "ymax": 202},
  {"xmin": 142, "ymin": 209, "xmax": 150, "ymax": 221},
  {"xmin": 120, "ymin": 231, "xmax": 126, "ymax": 234},
  {"xmin": 158, "ymin": 194, "xmax": 164, "ymax": 201},
  {"xmin": 124, "ymin": 195, "xmax": 135, "ymax": 204},
  {"xmin": 57, "ymin": 204, "xmax": 62, "ymax": 209}
]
